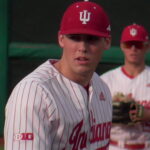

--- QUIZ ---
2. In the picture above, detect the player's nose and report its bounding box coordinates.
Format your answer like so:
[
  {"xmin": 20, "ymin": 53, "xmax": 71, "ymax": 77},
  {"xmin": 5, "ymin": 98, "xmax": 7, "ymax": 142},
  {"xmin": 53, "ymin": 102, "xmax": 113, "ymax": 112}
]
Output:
[
  {"xmin": 78, "ymin": 40, "xmax": 88, "ymax": 53},
  {"xmin": 130, "ymin": 45, "xmax": 139, "ymax": 51}
]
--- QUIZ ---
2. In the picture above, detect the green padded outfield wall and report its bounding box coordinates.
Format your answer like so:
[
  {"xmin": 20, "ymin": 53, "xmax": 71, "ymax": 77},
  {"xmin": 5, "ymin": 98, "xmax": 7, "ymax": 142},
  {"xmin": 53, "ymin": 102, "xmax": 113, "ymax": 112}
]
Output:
[{"xmin": 0, "ymin": 0, "xmax": 9, "ymax": 136}]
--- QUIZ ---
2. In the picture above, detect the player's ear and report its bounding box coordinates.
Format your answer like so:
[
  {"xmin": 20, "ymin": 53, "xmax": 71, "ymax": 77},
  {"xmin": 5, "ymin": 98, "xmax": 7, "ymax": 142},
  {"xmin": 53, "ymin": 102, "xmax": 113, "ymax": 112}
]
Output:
[
  {"xmin": 103, "ymin": 37, "xmax": 111, "ymax": 50},
  {"xmin": 58, "ymin": 32, "xmax": 65, "ymax": 48},
  {"xmin": 145, "ymin": 41, "xmax": 150, "ymax": 52},
  {"xmin": 120, "ymin": 43, "xmax": 125, "ymax": 52}
]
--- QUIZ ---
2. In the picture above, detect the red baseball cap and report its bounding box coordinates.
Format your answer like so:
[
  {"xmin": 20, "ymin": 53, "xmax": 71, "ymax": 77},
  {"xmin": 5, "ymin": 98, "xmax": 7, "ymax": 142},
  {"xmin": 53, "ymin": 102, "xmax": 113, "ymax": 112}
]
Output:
[
  {"xmin": 121, "ymin": 24, "xmax": 149, "ymax": 42},
  {"xmin": 59, "ymin": 1, "xmax": 111, "ymax": 38}
]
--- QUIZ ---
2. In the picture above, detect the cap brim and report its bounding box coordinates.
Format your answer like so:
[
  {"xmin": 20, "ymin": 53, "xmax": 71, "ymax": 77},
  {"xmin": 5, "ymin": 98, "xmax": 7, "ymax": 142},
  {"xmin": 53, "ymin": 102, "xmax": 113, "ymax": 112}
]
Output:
[
  {"xmin": 60, "ymin": 29, "xmax": 111, "ymax": 38},
  {"xmin": 121, "ymin": 38, "xmax": 148, "ymax": 42}
]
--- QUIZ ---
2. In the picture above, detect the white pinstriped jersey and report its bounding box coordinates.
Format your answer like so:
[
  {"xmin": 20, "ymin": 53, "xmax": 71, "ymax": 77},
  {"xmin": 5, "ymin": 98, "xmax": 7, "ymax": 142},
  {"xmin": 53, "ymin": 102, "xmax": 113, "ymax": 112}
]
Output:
[
  {"xmin": 4, "ymin": 60, "xmax": 112, "ymax": 150},
  {"xmin": 101, "ymin": 66, "xmax": 150, "ymax": 143}
]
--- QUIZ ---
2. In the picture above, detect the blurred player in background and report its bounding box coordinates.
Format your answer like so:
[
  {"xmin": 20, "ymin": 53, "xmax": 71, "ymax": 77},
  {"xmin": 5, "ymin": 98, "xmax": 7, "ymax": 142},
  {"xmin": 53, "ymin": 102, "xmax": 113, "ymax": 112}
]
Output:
[
  {"xmin": 4, "ymin": 1, "xmax": 112, "ymax": 150},
  {"xmin": 101, "ymin": 23, "xmax": 150, "ymax": 150}
]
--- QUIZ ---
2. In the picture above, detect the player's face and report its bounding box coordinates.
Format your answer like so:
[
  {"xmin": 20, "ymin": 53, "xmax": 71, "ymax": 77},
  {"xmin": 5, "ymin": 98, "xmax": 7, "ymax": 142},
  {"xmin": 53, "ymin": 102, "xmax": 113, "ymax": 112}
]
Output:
[
  {"xmin": 121, "ymin": 41, "xmax": 149, "ymax": 65},
  {"xmin": 58, "ymin": 34, "xmax": 111, "ymax": 76}
]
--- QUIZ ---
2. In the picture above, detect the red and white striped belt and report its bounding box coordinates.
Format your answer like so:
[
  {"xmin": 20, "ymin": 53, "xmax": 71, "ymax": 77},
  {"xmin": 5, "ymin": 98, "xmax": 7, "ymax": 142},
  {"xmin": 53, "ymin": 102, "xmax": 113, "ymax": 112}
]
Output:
[{"xmin": 110, "ymin": 139, "xmax": 146, "ymax": 149}]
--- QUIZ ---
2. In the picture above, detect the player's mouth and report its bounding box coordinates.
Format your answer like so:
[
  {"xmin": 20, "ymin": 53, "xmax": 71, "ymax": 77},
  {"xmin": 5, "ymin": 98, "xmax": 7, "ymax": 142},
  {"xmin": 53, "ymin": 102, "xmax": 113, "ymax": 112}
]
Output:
[
  {"xmin": 130, "ymin": 54, "xmax": 139, "ymax": 58},
  {"xmin": 75, "ymin": 57, "xmax": 90, "ymax": 65}
]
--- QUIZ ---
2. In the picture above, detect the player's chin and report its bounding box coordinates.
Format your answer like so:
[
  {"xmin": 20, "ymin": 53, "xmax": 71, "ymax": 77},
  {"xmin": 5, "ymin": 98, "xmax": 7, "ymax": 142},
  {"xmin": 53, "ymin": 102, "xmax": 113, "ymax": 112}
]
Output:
[
  {"xmin": 76, "ymin": 66, "xmax": 95, "ymax": 74},
  {"xmin": 129, "ymin": 60, "xmax": 142, "ymax": 65}
]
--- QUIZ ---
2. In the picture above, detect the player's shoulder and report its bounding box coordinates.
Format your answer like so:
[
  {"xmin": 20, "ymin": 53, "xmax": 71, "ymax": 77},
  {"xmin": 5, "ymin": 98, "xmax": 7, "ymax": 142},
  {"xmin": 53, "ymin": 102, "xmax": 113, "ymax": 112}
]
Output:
[
  {"xmin": 92, "ymin": 72, "xmax": 110, "ymax": 89},
  {"xmin": 13, "ymin": 59, "xmax": 59, "ymax": 91},
  {"xmin": 143, "ymin": 65, "xmax": 150, "ymax": 77},
  {"xmin": 100, "ymin": 66, "xmax": 121, "ymax": 79},
  {"xmin": 145, "ymin": 65, "xmax": 150, "ymax": 72},
  {"xmin": 93, "ymin": 73, "xmax": 112, "ymax": 101},
  {"xmin": 22, "ymin": 60, "xmax": 58, "ymax": 83}
]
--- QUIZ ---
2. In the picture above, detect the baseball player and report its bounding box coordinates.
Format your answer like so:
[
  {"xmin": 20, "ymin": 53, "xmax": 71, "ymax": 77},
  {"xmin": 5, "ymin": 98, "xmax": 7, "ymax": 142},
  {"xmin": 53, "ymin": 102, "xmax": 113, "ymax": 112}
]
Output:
[
  {"xmin": 4, "ymin": 1, "xmax": 112, "ymax": 150},
  {"xmin": 101, "ymin": 24, "xmax": 150, "ymax": 150}
]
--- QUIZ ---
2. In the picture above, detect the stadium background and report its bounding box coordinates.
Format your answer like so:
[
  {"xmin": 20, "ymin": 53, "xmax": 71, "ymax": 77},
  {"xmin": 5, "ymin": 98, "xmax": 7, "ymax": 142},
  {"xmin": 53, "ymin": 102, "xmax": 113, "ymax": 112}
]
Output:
[{"xmin": 0, "ymin": 0, "xmax": 150, "ymax": 148}]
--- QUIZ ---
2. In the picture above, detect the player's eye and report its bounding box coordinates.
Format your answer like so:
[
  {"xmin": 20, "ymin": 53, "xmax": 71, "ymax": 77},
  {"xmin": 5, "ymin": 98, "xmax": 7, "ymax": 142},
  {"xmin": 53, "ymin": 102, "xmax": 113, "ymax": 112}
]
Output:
[
  {"xmin": 66, "ymin": 34, "xmax": 100, "ymax": 43},
  {"xmin": 66, "ymin": 34, "xmax": 82, "ymax": 41},
  {"xmin": 86, "ymin": 35, "xmax": 100, "ymax": 42},
  {"xmin": 122, "ymin": 41, "xmax": 146, "ymax": 49}
]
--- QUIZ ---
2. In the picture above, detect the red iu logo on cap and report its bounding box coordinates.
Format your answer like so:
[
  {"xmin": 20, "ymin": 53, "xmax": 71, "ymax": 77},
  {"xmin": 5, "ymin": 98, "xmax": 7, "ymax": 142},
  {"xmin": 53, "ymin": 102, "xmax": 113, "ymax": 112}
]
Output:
[
  {"xmin": 80, "ymin": 10, "xmax": 91, "ymax": 24},
  {"xmin": 130, "ymin": 28, "xmax": 137, "ymax": 37}
]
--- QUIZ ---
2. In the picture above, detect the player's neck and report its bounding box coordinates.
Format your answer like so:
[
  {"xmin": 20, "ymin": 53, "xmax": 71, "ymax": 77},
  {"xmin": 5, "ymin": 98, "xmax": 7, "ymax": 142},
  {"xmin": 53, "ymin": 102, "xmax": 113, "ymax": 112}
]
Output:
[
  {"xmin": 53, "ymin": 61, "xmax": 91, "ymax": 86},
  {"xmin": 122, "ymin": 63, "xmax": 145, "ymax": 78}
]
